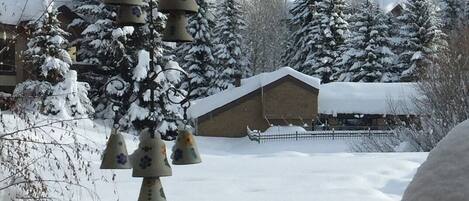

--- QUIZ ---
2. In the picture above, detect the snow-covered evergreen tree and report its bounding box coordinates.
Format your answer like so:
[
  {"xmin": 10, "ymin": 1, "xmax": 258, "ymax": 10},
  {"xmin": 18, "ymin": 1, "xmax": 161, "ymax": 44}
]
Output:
[
  {"xmin": 300, "ymin": 0, "xmax": 349, "ymax": 82},
  {"xmin": 335, "ymin": 0, "xmax": 395, "ymax": 82},
  {"xmin": 18, "ymin": 5, "xmax": 93, "ymax": 117},
  {"xmin": 116, "ymin": 0, "xmax": 183, "ymax": 139},
  {"xmin": 282, "ymin": 0, "xmax": 317, "ymax": 70},
  {"xmin": 465, "ymin": 0, "xmax": 469, "ymax": 24},
  {"xmin": 396, "ymin": 0, "xmax": 446, "ymax": 81},
  {"xmin": 213, "ymin": 0, "xmax": 249, "ymax": 90},
  {"xmin": 176, "ymin": 0, "xmax": 217, "ymax": 98},
  {"xmin": 440, "ymin": 0, "xmax": 464, "ymax": 31},
  {"xmin": 73, "ymin": 0, "xmax": 134, "ymax": 117}
]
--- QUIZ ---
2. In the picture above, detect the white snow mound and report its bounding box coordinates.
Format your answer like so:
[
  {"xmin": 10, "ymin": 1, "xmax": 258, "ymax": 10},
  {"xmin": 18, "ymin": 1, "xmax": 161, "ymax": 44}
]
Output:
[{"xmin": 401, "ymin": 119, "xmax": 469, "ymax": 201}]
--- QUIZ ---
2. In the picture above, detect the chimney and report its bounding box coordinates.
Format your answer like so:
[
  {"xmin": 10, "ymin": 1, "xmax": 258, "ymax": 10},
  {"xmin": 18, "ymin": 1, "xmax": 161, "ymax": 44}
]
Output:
[{"xmin": 234, "ymin": 74, "xmax": 242, "ymax": 87}]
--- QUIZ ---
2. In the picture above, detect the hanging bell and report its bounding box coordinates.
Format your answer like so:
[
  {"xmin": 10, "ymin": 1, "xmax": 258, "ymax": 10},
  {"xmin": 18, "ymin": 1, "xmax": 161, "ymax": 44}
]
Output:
[
  {"xmin": 159, "ymin": 0, "xmax": 199, "ymax": 14},
  {"xmin": 100, "ymin": 128, "xmax": 132, "ymax": 169},
  {"xmin": 104, "ymin": 0, "xmax": 144, "ymax": 6},
  {"xmin": 132, "ymin": 128, "xmax": 172, "ymax": 177},
  {"xmin": 171, "ymin": 129, "xmax": 202, "ymax": 165},
  {"xmin": 117, "ymin": 5, "xmax": 147, "ymax": 26},
  {"xmin": 138, "ymin": 178, "xmax": 167, "ymax": 201},
  {"xmin": 162, "ymin": 12, "xmax": 193, "ymax": 42}
]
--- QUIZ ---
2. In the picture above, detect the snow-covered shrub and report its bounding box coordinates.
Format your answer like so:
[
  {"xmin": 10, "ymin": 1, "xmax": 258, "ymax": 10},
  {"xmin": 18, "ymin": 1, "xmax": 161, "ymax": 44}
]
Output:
[
  {"xmin": 401, "ymin": 119, "xmax": 469, "ymax": 201},
  {"xmin": 0, "ymin": 112, "xmax": 99, "ymax": 200},
  {"xmin": 18, "ymin": 5, "xmax": 94, "ymax": 118},
  {"xmin": 14, "ymin": 71, "xmax": 94, "ymax": 118}
]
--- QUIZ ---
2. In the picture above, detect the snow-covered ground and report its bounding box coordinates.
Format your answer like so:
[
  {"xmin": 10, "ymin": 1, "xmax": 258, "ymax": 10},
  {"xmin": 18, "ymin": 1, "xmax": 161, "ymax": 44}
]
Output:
[
  {"xmin": 80, "ymin": 121, "xmax": 427, "ymax": 201},
  {"xmin": 0, "ymin": 114, "xmax": 428, "ymax": 201}
]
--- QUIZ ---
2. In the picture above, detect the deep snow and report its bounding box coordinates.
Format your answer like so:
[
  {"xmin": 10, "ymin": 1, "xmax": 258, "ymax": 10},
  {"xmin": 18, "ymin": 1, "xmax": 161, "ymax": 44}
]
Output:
[
  {"xmin": 0, "ymin": 115, "xmax": 428, "ymax": 201},
  {"xmin": 86, "ymin": 120, "xmax": 426, "ymax": 201},
  {"xmin": 402, "ymin": 119, "xmax": 469, "ymax": 201}
]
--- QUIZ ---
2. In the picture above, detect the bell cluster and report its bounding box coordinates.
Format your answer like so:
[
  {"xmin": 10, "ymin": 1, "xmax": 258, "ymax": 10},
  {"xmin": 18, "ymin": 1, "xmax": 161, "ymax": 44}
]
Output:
[{"xmin": 104, "ymin": 0, "xmax": 199, "ymax": 42}]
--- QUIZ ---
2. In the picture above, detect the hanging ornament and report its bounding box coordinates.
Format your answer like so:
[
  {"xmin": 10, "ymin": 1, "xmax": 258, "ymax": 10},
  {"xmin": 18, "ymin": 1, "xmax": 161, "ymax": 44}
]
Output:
[
  {"xmin": 171, "ymin": 129, "xmax": 202, "ymax": 165},
  {"xmin": 117, "ymin": 5, "xmax": 147, "ymax": 26},
  {"xmin": 162, "ymin": 11, "xmax": 193, "ymax": 42},
  {"xmin": 100, "ymin": 128, "xmax": 132, "ymax": 169},
  {"xmin": 138, "ymin": 178, "xmax": 167, "ymax": 201},
  {"xmin": 132, "ymin": 128, "xmax": 172, "ymax": 177}
]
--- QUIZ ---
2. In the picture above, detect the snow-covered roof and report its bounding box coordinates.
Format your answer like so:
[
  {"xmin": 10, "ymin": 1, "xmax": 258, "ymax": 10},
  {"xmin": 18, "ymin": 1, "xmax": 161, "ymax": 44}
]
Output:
[
  {"xmin": 319, "ymin": 82, "xmax": 419, "ymax": 116},
  {"xmin": 0, "ymin": 0, "xmax": 73, "ymax": 25},
  {"xmin": 378, "ymin": 0, "xmax": 405, "ymax": 12},
  {"xmin": 188, "ymin": 67, "xmax": 321, "ymax": 118}
]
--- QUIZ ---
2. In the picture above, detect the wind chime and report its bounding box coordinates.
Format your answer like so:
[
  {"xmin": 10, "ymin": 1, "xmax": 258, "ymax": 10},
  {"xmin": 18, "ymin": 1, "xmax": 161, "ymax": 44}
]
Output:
[{"xmin": 100, "ymin": 0, "xmax": 201, "ymax": 200}]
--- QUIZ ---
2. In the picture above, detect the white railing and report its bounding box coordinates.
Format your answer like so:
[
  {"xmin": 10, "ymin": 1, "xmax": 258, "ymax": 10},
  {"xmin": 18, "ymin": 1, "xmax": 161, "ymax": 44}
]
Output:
[{"xmin": 247, "ymin": 127, "xmax": 396, "ymax": 143}]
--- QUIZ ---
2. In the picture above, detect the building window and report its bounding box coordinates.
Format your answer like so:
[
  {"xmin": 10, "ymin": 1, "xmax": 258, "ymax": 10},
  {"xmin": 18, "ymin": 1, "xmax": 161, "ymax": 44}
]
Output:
[{"xmin": 0, "ymin": 35, "xmax": 16, "ymax": 74}]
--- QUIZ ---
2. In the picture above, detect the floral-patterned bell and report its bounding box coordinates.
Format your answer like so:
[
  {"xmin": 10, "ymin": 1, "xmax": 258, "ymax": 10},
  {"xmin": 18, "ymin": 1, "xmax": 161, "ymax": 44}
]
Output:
[
  {"xmin": 138, "ymin": 178, "xmax": 167, "ymax": 201},
  {"xmin": 117, "ymin": 5, "xmax": 147, "ymax": 26},
  {"xmin": 171, "ymin": 129, "xmax": 202, "ymax": 165},
  {"xmin": 100, "ymin": 128, "xmax": 132, "ymax": 169},
  {"xmin": 132, "ymin": 128, "xmax": 172, "ymax": 177},
  {"xmin": 162, "ymin": 11, "xmax": 193, "ymax": 42}
]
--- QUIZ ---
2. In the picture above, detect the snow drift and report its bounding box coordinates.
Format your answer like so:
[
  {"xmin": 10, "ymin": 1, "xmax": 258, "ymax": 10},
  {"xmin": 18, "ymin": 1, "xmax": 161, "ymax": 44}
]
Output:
[{"xmin": 401, "ymin": 119, "xmax": 469, "ymax": 201}]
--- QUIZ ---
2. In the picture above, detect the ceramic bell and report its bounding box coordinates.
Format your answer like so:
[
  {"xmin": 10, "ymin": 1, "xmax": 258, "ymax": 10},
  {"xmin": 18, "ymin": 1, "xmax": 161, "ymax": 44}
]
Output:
[
  {"xmin": 100, "ymin": 128, "xmax": 132, "ymax": 169},
  {"xmin": 171, "ymin": 129, "xmax": 202, "ymax": 165},
  {"xmin": 132, "ymin": 128, "xmax": 172, "ymax": 177},
  {"xmin": 159, "ymin": 0, "xmax": 198, "ymax": 14},
  {"xmin": 138, "ymin": 178, "xmax": 167, "ymax": 201},
  {"xmin": 104, "ymin": 0, "xmax": 143, "ymax": 5},
  {"xmin": 162, "ymin": 12, "xmax": 193, "ymax": 42},
  {"xmin": 117, "ymin": 5, "xmax": 147, "ymax": 26}
]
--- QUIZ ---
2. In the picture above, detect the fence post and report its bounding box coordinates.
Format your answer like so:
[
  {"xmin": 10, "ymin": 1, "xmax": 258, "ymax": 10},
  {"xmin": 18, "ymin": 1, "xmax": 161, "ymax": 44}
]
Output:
[
  {"xmin": 296, "ymin": 131, "xmax": 298, "ymax": 141},
  {"xmin": 332, "ymin": 128, "xmax": 335, "ymax": 140},
  {"xmin": 257, "ymin": 131, "xmax": 261, "ymax": 144}
]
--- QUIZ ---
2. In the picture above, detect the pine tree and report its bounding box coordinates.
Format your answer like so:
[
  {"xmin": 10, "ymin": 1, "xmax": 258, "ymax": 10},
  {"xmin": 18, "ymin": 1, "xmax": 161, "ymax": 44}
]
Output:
[
  {"xmin": 117, "ymin": 0, "xmax": 183, "ymax": 139},
  {"xmin": 73, "ymin": 0, "xmax": 133, "ymax": 117},
  {"xmin": 176, "ymin": 0, "xmax": 217, "ymax": 98},
  {"xmin": 335, "ymin": 0, "xmax": 395, "ymax": 82},
  {"xmin": 396, "ymin": 0, "xmax": 446, "ymax": 81},
  {"xmin": 464, "ymin": 0, "xmax": 469, "ymax": 26},
  {"xmin": 213, "ymin": 0, "xmax": 249, "ymax": 90},
  {"xmin": 282, "ymin": 0, "xmax": 317, "ymax": 70},
  {"xmin": 300, "ymin": 0, "xmax": 348, "ymax": 82},
  {"xmin": 440, "ymin": 0, "xmax": 464, "ymax": 31},
  {"xmin": 19, "ymin": 5, "xmax": 93, "ymax": 117}
]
